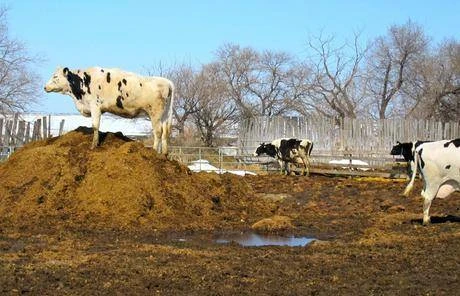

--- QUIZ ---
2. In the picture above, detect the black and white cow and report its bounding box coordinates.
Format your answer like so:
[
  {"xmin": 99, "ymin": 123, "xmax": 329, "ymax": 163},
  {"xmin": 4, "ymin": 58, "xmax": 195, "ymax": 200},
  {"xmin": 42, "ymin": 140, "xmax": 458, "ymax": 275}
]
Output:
[
  {"xmin": 254, "ymin": 138, "xmax": 313, "ymax": 176},
  {"xmin": 45, "ymin": 66, "xmax": 174, "ymax": 154},
  {"xmin": 390, "ymin": 141, "xmax": 430, "ymax": 175},
  {"xmin": 403, "ymin": 138, "xmax": 460, "ymax": 225}
]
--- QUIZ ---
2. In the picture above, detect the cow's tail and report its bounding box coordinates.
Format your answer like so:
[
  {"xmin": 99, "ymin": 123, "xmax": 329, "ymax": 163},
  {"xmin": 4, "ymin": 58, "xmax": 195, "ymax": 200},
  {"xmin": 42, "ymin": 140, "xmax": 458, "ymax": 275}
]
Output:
[
  {"xmin": 403, "ymin": 148, "xmax": 418, "ymax": 197},
  {"xmin": 162, "ymin": 81, "xmax": 174, "ymax": 132}
]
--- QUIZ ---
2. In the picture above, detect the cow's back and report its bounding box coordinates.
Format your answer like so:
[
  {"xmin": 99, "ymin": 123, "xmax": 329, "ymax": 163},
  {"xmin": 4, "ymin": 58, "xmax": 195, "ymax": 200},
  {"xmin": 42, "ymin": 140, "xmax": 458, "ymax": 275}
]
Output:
[
  {"xmin": 85, "ymin": 67, "xmax": 173, "ymax": 117},
  {"xmin": 416, "ymin": 140, "xmax": 460, "ymax": 181}
]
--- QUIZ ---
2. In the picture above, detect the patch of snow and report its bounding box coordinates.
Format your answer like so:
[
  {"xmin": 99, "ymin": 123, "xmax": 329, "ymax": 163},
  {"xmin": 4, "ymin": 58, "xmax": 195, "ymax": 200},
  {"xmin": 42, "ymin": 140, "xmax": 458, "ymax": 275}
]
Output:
[
  {"xmin": 187, "ymin": 159, "xmax": 256, "ymax": 176},
  {"xmin": 329, "ymin": 159, "xmax": 370, "ymax": 171}
]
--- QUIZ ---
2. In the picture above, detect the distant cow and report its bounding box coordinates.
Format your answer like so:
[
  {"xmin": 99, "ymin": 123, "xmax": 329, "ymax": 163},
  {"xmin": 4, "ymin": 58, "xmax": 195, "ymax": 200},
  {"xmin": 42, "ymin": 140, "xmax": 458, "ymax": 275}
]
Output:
[
  {"xmin": 390, "ymin": 141, "xmax": 430, "ymax": 175},
  {"xmin": 403, "ymin": 139, "xmax": 460, "ymax": 225},
  {"xmin": 254, "ymin": 138, "xmax": 313, "ymax": 176},
  {"xmin": 44, "ymin": 66, "xmax": 174, "ymax": 154}
]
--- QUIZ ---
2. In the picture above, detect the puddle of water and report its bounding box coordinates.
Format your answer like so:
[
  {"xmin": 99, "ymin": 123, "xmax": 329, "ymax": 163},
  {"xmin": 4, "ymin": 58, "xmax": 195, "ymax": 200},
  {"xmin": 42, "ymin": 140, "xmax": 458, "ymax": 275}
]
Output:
[{"xmin": 215, "ymin": 232, "xmax": 314, "ymax": 247}]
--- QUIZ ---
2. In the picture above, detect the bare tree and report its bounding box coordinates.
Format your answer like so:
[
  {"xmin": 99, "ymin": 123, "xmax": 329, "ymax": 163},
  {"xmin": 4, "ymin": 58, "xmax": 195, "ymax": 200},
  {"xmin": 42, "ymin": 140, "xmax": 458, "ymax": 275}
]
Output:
[
  {"xmin": 0, "ymin": 7, "xmax": 41, "ymax": 115},
  {"xmin": 285, "ymin": 61, "xmax": 314, "ymax": 116},
  {"xmin": 246, "ymin": 50, "xmax": 296, "ymax": 116},
  {"xmin": 215, "ymin": 43, "xmax": 301, "ymax": 120},
  {"xmin": 305, "ymin": 32, "xmax": 368, "ymax": 120},
  {"xmin": 215, "ymin": 44, "xmax": 256, "ymax": 119},
  {"xmin": 405, "ymin": 39, "xmax": 460, "ymax": 121},
  {"xmin": 193, "ymin": 63, "xmax": 238, "ymax": 147},
  {"xmin": 366, "ymin": 20, "xmax": 429, "ymax": 119},
  {"xmin": 168, "ymin": 63, "xmax": 201, "ymax": 135}
]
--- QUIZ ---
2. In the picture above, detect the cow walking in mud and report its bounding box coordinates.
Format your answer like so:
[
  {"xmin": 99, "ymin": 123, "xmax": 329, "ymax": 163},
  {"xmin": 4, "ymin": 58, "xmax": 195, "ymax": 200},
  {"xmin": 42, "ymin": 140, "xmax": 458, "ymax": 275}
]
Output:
[
  {"xmin": 403, "ymin": 139, "xmax": 460, "ymax": 225},
  {"xmin": 254, "ymin": 138, "xmax": 313, "ymax": 176},
  {"xmin": 45, "ymin": 66, "xmax": 174, "ymax": 154}
]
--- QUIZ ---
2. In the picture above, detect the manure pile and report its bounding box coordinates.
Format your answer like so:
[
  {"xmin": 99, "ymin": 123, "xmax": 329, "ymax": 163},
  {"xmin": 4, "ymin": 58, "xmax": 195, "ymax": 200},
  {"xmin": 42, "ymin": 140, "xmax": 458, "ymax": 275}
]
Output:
[{"xmin": 0, "ymin": 127, "xmax": 270, "ymax": 232}]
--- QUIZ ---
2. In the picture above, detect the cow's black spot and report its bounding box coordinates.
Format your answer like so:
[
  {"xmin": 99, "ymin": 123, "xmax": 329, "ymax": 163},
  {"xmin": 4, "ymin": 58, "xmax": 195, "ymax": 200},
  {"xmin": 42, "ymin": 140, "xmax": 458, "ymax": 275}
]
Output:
[
  {"xmin": 444, "ymin": 139, "xmax": 460, "ymax": 148},
  {"xmin": 83, "ymin": 72, "xmax": 91, "ymax": 94},
  {"xmin": 122, "ymin": 78, "xmax": 127, "ymax": 85},
  {"xmin": 118, "ymin": 81, "xmax": 122, "ymax": 91},
  {"xmin": 445, "ymin": 164, "xmax": 451, "ymax": 169},
  {"xmin": 116, "ymin": 96, "xmax": 124, "ymax": 109},
  {"xmin": 279, "ymin": 139, "xmax": 302, "ymax": 161},
  {"xmin": 106, "ymin": 72, "xmax": 111, "ymax": 83},
  {"xmin": 65, "ymin": 70, "xmax": 85, "ymax": 100},
  {"xmin": 418, "ymin": 148, "xmax": 425, "ymax": 169},
  {"xmin": 98, "ymin": 85, "xmax": 101, "ymax": 90}
]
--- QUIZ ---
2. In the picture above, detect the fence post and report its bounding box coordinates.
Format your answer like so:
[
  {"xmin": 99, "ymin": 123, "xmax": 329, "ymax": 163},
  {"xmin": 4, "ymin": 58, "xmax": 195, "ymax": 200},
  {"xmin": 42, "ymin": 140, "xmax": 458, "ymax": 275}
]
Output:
[
  {"xmin": 25, "ymin": 122, "xmax": 31, "ymax": 143},
  {"xmin": 59, "ymin": 119, "xmax": 65, "ymax": 135},
  {"xmin": 42, "ymin": 116, "xmax": 48, "ymax": 139},
  {"xmin": 48, "ymin": 115, "xmax": 51, "ymax": 137},
  {"xmin": 16, "ymin": 121, "xmax": 25, "ymax": 146}
]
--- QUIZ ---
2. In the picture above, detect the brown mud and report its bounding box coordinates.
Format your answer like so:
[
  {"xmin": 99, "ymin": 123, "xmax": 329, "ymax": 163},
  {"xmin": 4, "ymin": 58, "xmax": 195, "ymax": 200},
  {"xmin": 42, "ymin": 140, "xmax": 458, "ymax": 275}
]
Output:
[{"xmin": 0, "ymin": 128, "xmax": 459, "ymax": 295}]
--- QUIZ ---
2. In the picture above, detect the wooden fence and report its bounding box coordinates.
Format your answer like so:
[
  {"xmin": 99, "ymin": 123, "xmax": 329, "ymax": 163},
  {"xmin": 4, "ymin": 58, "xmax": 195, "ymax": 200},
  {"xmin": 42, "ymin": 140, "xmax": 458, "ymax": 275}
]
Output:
[
  {"xmin": 0, "ymin": 114, "xmax": 66, "ymax": 159},
  {"xmin": 238, "ymin": 116, "xmax": 460, "ymax": 161}
]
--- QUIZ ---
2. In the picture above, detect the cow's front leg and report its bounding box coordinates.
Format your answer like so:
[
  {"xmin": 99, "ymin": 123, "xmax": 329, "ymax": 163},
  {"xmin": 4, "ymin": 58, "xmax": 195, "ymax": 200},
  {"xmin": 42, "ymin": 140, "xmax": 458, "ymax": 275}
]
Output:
[
  {"xmin": 90, "ymin": 108, "xmax": 102, "ymax": 149},
  {"xmin": 284, "ymin": 161, "xmax": 291, "ymax": 175},
  {"xmin": 277, "ymin": 159, "xmax": 284, "ymax": 175}
]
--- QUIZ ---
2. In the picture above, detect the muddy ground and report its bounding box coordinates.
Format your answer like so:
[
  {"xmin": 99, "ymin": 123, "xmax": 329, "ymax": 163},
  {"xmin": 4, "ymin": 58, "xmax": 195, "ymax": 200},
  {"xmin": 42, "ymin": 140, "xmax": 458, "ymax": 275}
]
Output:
[{"xmin": 0, "ymin": 128, "xmax": 459, "ymax": 295}]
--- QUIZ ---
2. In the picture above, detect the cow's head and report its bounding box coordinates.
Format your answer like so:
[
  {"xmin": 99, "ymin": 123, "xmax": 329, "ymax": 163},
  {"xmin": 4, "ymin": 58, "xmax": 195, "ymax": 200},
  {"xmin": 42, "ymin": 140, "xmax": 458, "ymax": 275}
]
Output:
[
  {"xmin": 390, "ymin": 141, "xmax": 414, "ymax": 162},
  {"xmin": 254, "ymin": 143, "xmax": 277, "ymax": 158},
  {"xmin": 44, "ymin": 67, "xmax": 70, "ymax": 93},
  {"xmin": 254, "ymin": 143, "xmax": 266, "ymax": 156},
  {"xmin": 390, "ymin": 141, "xmax": 404, "ymax": 155}
]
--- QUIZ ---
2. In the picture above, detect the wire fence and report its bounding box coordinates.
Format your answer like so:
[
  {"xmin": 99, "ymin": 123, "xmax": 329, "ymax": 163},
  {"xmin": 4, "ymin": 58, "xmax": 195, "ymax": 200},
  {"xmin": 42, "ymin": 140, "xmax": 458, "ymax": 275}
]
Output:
[{"xmin": 168, "ymin": 145, "xmax": 404, "ymax": 176}]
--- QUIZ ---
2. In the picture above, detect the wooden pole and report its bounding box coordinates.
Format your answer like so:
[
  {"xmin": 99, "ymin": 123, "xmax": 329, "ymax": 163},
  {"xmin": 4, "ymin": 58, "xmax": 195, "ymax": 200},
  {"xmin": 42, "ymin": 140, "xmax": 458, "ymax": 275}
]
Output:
[
  {"xmin": 42, "ymin": 116, "xmax": 48, "ymax": 139},
  {"xmin": 59, "ymin": 119, "xmax": 65, "ymax": 135}
]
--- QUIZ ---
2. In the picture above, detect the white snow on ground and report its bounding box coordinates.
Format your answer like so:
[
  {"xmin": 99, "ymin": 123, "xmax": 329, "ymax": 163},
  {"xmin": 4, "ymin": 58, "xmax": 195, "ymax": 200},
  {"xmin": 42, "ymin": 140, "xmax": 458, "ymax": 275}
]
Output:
[
  {"xmin": 329, "ymin": 159, "xmax": 370, "ymax": 171},
  {"xmin": 188, "ymin": 159, "xmax": 257, "ymax": 176}
]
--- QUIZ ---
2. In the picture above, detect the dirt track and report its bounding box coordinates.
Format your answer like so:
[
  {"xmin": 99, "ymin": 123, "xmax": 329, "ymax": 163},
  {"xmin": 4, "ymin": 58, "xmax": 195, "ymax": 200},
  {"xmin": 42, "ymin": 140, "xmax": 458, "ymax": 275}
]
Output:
[{"xmin": 0, "ymin": 128, "xmax": 459, "ymax": 295}]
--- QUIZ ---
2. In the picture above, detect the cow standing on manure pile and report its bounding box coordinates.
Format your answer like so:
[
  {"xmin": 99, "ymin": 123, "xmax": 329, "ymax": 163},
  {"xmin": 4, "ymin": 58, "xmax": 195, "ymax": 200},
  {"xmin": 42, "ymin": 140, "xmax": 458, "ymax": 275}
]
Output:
[{"xmin": 45, "ymin": 66, "xmax": 174, "ymax": 154}]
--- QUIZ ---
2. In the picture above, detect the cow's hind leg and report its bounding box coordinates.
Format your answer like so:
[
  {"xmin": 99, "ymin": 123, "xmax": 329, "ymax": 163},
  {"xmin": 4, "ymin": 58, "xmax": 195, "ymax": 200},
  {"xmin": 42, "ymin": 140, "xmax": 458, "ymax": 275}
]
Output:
[
  {"xmin": 421, "ymin": 189, "xmax": 436, "ymax": 225},
  {"xmin": 153, "ymin": 124, "xmax": 162, "ymax": 154},
  {"xmin": 90, "ymin": 108, "xmax": 101, "ymax": 149},
  {"xmin": 422, "ymin": 198, "xmax": 433, "ymax": 225},
  {"xmin": 160, "ymin": 120, "xmax": 171, "ymax": 155},
  {"xmin": 148, "ymin": 114, "xmax": 162, "ymax": 153},
  {"xmin": 300, "ymin": 157, "xmax": 308, "ymax": 176}
]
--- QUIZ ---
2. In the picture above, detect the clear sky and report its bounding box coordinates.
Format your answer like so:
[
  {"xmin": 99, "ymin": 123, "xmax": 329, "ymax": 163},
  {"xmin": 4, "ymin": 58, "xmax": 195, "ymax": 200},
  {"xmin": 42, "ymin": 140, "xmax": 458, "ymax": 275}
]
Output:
[{"xmin": 5, "ymin": 0, "xmax": 460, "ymax": 114}]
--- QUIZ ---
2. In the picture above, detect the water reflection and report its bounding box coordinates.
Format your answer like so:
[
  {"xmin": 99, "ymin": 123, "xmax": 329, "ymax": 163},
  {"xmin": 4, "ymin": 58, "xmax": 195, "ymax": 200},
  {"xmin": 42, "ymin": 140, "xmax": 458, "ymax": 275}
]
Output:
[{"xmin": 215, "ymin": 232, "xmax": 314, "ymax": 247}]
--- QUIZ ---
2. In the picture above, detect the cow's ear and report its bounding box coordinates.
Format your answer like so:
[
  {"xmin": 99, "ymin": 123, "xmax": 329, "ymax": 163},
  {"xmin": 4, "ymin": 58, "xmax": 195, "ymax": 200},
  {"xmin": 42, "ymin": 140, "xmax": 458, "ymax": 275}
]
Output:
[
  {"xmin": 397, "ymin": 141, "xmax": 401, "ymax": 144},
  {"xmin": 63, "ymin": 67, "xmax": 69, "ymax": 75}
]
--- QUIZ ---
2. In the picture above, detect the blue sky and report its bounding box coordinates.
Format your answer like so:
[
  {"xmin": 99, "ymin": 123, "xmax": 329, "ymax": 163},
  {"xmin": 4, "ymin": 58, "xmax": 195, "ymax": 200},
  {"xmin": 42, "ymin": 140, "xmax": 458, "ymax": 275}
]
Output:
[{"xmin": 5, "ymin": 0, "xmax": 460, "ymax": 114}]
